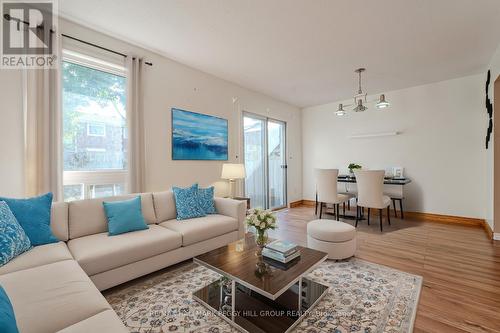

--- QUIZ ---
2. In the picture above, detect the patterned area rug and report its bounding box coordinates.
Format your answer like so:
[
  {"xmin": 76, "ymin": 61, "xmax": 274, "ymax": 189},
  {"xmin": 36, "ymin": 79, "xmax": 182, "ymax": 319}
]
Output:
[{"xmin": 104, "ymin": 258, "xmax": 422, "ymax": 333}]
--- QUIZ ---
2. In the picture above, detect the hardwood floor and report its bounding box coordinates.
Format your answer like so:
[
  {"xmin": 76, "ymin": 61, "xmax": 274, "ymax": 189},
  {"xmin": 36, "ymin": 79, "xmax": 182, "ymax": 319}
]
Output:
[{"xmin": 268, "ymin": 205, "xmax": 500, "ymax": 333}]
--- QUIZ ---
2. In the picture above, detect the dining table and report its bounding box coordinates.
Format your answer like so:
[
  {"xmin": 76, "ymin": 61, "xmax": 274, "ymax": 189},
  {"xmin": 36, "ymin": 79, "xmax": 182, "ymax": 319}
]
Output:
[{"xmin": 337, "ymin": 175, "xmax": 412, "ymax": 185}]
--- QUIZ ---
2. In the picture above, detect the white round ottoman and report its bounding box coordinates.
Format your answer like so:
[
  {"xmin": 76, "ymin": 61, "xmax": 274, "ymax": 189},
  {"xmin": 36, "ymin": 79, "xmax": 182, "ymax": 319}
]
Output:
[{"xmin": 307, "ymin": 219, "xmax": 356, "ymax": 260}]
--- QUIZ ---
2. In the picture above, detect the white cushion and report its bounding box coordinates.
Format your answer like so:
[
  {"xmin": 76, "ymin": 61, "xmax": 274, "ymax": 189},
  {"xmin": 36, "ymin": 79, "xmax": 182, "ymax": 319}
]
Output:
[
  {"xmin": 152, "ymin": 190, "xmax": 177, "ymax": 222},
  {"xmin": 57, "ymin": 310, "xmax": 127, "ymax": 333},
  {"xmin": 51, "ymin": 202, "xmax": 69, "ymax": 241},
  {"xmin": 335, "ymin": 193, "xmax": 351, "ymax": 204},
  {"xmin": 307, "ymin": 219, "xmax": 356, "ymax": 243},
  {"xmin": 159, "ymin": 214, "xmax": 238, "ymax": 246},
  {"xmin": 0, "ymin": 241, "xmax": 73, "ymax": 275},
  {"xmin": 382, "ymin": 195, "xmax": 391, "ymax": 207},
  {"xmin": 358, "ymin": 195, "xmax": 391, "ymax": 209},
  {"xmin": 68, "ymin": 193, "xmax": 157, "ymax": 239},
  {"xmin": 0, "ymin": 260, "xmax": 111, "ymax": 333},
  {"xmin": 68, "ymin": 225, "xmax": 182, "ymax": 276}
]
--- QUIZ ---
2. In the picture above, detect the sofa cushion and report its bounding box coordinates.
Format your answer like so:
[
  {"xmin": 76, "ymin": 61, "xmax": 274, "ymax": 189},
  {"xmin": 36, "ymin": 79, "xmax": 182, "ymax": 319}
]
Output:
[
  {"xmin": 0, "ymin": 260, "xmax": 111, "ymax": 333},
  {"xmin": 152, "ymin": 190, "xmax": 176, "ymax": 222},
  {"xmin": 159, "ymin": 214, "xmax": 238, "ymax": 246},
  {"xmin": 68, "ymin": 225, "xmax": 182, "ymax": 276},
  {"xmin": 51, "ymin": 202, "xmax": 69, "ymax": 241},
  {"xmin": 103, "ymin": 196, "xmax": 149, "ymax": 236},
  {"xmin": 56, "ymin": 310, "xmax": 127, "ymax": 333},
  {"xmin": 68, "ymin": 193, "xmax": 156, "ymax": 239},
  {"xmin": 0, "ymin": 193, "xmax": 58, "ymax": 246},
  {"xmin": 0, "ymin": 201, "xmax": 31, "ymax": 267},
  {"xmin": 0, "ymin": 241, "xmax": 73, "ymax": 275}
]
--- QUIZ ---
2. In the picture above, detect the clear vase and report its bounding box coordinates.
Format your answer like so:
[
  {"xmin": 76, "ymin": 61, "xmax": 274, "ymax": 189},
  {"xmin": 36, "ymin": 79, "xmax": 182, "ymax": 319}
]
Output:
[{"xmin": 255, "ymin": 229, "xmax": 268, "ymax": 257}]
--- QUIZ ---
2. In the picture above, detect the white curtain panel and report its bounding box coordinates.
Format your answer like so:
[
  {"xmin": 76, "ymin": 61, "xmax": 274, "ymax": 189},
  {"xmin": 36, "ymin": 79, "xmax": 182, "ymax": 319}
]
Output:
[
  {"xmin": 126, "ymin": 56, "xmax": 146, "ymax": 193},
  {"xmin": 23, "ymin": 34, "xmax": 63, "ymax": 200}
]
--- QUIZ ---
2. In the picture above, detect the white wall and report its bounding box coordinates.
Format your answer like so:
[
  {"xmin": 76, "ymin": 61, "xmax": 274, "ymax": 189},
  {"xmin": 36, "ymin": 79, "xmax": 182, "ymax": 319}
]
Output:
[
  {"xmin": 487, "ymin": 43, "xmax": 500, "ymax": 232},
  {"xmin": 0, "ymin": 18, "xmax": 303, "ymax": 203},
  {"xmin": 302, "ymin": 74, "xmax": 488, "ymax": 219}
]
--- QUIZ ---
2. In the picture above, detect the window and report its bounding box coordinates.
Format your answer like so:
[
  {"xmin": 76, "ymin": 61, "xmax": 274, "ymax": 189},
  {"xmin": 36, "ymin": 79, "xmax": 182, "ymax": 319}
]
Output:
[
  {"xmin": 63, "ymin": 184, "xmax": 84, "ymax": 202},
  {"xmin": 87, "ymin": 123, "xmax": 106, "ymax": 137},
  {"xmin": 62, "ymin": 52, "xmax": 127, "ymax": 201}
]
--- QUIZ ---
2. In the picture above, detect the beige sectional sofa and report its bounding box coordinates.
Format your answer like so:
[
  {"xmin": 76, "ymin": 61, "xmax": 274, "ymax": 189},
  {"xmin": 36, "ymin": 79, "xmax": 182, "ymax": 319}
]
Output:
[{"xmin": 0, "ymin": 191, "xmax": 246, "ymax": 333}]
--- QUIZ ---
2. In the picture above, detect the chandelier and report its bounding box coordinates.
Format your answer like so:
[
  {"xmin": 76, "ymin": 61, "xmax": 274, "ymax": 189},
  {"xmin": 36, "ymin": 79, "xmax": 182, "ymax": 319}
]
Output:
[{"xmin": 335, "ymin": 68, "xmax": 390, "ymax": 116}]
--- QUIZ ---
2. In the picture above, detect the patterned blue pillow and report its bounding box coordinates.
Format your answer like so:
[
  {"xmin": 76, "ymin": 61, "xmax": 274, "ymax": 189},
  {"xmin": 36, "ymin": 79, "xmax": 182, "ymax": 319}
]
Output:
[
  {"xmin": 0, "ymin": 202, "xmax": 31, "ymax": 267},
  {"xmin": 198, "ymin": 186, "xmax": 216, "ymax": 214},
  {"xmin": 172, "ymin": 184, "xmax": 206, "ymax": 220}
]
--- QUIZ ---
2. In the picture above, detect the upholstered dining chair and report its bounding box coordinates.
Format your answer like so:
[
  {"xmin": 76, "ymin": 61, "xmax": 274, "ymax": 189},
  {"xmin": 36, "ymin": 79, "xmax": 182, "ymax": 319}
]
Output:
[
  {"xmin": 315, "ymin": 169, "xmax": 350, "ymax": 220},
  {"xmin": 354, "ymin": 170, "xmax": 391, "ymax": 231},
  {"xmin": 338, "ymin": 181, "xmax": 356, "ymax": 211}
]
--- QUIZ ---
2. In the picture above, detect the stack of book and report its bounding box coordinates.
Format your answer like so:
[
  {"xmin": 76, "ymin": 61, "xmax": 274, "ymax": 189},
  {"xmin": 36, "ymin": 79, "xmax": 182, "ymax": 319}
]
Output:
[{"xmin": 262, "ymin": 240, "xmax": 300, "ymax": 264}]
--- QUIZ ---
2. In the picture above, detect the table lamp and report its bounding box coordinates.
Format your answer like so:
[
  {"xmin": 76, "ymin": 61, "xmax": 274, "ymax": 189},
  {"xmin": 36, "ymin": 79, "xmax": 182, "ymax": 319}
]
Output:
[{"xmin": 221, "ymin": 163, "xmax": 246, "ymax": 198}]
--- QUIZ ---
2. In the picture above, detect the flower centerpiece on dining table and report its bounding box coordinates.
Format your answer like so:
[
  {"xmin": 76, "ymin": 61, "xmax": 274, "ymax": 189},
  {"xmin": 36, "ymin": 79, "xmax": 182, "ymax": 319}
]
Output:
[
  {"xmin": 348, "ymin": 163, "xmax": 362, "ymax": 177},
  {"xmin": 245, "ymin": 208, "xmax": 277, "ymax": 256}
]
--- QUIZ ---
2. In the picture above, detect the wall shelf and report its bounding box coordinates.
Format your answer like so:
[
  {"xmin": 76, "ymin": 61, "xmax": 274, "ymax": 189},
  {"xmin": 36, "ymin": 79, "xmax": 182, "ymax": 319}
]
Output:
[{"xmin": 349, "ymin": 131, "xmax": 400, "ymax": 139}]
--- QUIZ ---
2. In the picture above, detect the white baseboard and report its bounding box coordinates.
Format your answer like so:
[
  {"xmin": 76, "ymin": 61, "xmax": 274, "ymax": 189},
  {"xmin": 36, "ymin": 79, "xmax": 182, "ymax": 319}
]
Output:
[{"xmin": 494, "ymin": 233, "xmax": 500, "ymax": 241}]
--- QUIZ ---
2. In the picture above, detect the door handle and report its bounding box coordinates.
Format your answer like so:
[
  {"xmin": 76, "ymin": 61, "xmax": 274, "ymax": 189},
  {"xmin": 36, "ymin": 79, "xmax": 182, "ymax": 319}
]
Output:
[{"xmin": 281, "ymin": 165, "xmax": 288, "ymax": 169}]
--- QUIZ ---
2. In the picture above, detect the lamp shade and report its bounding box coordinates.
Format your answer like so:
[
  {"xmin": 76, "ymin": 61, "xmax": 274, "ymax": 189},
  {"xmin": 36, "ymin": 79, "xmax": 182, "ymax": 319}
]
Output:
[
  {"xmin": 353, "ymin": 99, "xmax": 368, "ymax": 112},
  {"xmin": 335, "ymin": 103, "xmax": 346, "ymax": 116},
  {"xmin": 376, "ymin": 94, "xmax": 390, "ymax": 109},
  {"xmin": 221, "ymin": 163, "xmax": 246, "ymax": 180}
]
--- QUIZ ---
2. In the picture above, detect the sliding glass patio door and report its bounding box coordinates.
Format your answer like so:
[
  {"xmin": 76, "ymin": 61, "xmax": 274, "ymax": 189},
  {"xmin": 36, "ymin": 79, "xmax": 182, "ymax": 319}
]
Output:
[
  {"xmin": 243, "ymin": 113, "xmax": 287, "ymax": 210},
  {"xmin": 267, "ymin": 119, "xmax": 287, "ymax": 209}
]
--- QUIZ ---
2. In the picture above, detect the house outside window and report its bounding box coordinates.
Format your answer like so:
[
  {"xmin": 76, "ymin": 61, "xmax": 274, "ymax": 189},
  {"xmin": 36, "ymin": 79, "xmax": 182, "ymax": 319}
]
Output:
[{"xmin": 87, "ymin": 123, "xmax": 106, "ymax": 137}]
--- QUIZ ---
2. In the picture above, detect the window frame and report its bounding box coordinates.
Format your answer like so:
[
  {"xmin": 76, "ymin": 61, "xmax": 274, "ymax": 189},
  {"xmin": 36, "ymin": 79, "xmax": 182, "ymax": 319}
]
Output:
[
  {"xmin": 62, "ymin": 49, "xmax": 128, "ymax": 201},
  {"xmin": 62, "ymin": 49, "xmax": 126, "ymax": 77}
]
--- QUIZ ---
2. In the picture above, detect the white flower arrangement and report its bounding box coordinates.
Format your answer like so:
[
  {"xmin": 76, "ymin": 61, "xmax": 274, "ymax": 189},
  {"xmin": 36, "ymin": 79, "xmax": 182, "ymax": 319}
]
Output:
[{"xmin": 246, "ymin": 208, "xmax": 277, "ymax": 232}]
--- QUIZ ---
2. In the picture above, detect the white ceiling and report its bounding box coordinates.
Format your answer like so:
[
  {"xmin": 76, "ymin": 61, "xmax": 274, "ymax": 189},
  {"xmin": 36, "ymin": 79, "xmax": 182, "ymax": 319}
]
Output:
[{"xmin": 60, "ymin": 0, "xmax": 500, "ymax": 107}]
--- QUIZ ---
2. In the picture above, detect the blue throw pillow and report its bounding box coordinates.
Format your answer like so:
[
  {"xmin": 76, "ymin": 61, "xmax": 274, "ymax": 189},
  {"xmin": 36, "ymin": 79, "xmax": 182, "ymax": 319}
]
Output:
[
  {"xmin": 0, "ymin": 193, "xmax": 58, "ymax": 246},
  {"xmin": 198, "ymin": 186, "xmax": 216, "ymax": 214},
  {"xmin": 0, "ymin": 286, "xmax": 19, "ymax": 333},
  {"xmin": 0, "ymin": 202, "xmax": 31, "ymax": 267},
  {"xmin": 172, "ymin": 184, "xmax": 206, "ymax": 220},
  {"xmin": 103, "ymin": 196, "xmax": 149, "ymax": 236}
]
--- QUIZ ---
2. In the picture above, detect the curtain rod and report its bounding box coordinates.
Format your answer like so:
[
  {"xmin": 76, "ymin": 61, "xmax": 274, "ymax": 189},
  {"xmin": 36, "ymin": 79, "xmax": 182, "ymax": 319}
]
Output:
[
  {"xmin": 3, "ymin": 14, "xmax": 153, "ymax": 66},
  {"xmin": 62, "ymin": 34, "xmax": 153, "ymax": 66}
]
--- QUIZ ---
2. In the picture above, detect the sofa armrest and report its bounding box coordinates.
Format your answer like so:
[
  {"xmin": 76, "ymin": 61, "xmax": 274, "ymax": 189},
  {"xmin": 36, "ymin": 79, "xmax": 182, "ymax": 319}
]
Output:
[{"xmin": 214, "ymin": 197, "xmax": 246, "ymax": 239}]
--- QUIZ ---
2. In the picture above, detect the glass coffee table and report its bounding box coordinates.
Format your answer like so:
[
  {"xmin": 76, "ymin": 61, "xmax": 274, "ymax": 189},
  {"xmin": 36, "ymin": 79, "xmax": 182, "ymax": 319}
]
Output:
[{"xmin": 193, "ymin": 236, "xmax": 329, "ymax": 333}]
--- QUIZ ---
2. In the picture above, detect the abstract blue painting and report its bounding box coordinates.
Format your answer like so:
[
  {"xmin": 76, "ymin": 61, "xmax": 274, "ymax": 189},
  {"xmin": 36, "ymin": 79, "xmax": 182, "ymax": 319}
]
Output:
[{"xmin": 172, "ymin": 108, "xmax": 228, "ymax": 160}]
